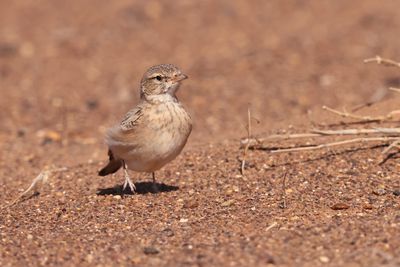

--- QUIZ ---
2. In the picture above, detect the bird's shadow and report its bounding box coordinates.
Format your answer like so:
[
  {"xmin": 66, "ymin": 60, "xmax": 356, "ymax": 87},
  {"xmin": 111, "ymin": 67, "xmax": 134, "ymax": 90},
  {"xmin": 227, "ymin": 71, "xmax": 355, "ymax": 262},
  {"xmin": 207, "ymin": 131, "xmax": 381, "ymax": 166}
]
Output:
[{"xmin": 96, "ymin": 182, "xmax": 179, "ymax": 196}]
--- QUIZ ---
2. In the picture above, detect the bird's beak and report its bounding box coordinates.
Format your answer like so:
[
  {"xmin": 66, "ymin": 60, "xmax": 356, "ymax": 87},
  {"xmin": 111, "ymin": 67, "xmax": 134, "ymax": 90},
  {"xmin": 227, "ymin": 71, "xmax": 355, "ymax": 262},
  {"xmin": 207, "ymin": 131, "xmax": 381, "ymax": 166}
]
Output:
[{"xmin": 173, "ymin": 73, "xmax": 188, "ymax": 82}]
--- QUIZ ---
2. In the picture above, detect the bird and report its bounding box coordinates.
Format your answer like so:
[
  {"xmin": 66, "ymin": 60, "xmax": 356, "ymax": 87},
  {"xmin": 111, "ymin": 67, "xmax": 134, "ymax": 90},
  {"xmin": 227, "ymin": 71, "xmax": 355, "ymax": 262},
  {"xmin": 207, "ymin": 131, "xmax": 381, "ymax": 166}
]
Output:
[{"xmin": 98, "ymin": 64, "xmax": 192, "ymax": 193}]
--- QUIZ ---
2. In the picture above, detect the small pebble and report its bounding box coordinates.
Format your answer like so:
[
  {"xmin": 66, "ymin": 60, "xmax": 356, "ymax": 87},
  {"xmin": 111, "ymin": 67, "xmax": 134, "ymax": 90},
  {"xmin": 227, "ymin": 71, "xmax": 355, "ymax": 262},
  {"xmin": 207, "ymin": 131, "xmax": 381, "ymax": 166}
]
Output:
[
  {"xmin": 183, "ymin": 199, "xmax": 198, "ymax": 209},
  {"xmin": 37, "ymin": 129, "xmax": 62, "ymax": 144},
  {"xmin": 331, "ymin": 203, "xmax": 349, "ymax": 210},
  {"xmin": 363, "ymin": 204, "xmax": 373, "ymax": 210},
  {"xmin": 86, "ymin": 99, "xmax": 98, "ymax": 110},
  {"xmin": 17, "ymin": 129, "xmax": 26, "ymax": 137},
  {"xmin": 221, "ymin": 199, "xmax": 235, "ymax": 207},
  {"xmin": 225, "ymin": 189, "xmax": 233, "ymax": 195},
  {"xmin": 161, "ymin": 228, "xmax": 174, "ymax": 237},
  {"xmin": 372, "ymin": 188, "xmax": 386, "ymax": 196},
  {"xmin": 183, "ymin": 244, "xmax": 193, "ymax": 250},
  {"xmin": 143, "ymin": 247, "xmax": 159, "ymax": 255},
  {"xmin": 85, "ymin": 254, "xmax": 94, "ymax": 263},
  {"xmin": 285, "ymin": 188, "xmax": 293, "ymax": 194},
  {"xmin": 319, "ymin": 256, "xmax": 330, "ymax": 263},
  {"xmin": 393, "ymin": 190, "xmax": 400, "ymax": 196}
]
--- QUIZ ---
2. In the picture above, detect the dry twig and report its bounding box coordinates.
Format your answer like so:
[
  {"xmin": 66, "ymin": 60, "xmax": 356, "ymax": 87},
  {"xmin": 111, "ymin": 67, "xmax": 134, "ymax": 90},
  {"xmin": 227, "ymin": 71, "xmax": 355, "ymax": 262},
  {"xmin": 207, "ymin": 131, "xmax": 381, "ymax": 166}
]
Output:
[
  {"xmin": 265, "ymin": 222, "xmax": 278, "ymax": 232},
  {"xmin": 364, "ymin": 55, "xmax": 400, "ymax": 68},
  {"xmin": 4, "ymin": 167, "xmax": 67, "ymax": 208},
  {"xmin": 390, "ymin": 87, "xmax": 400, "ymax": 93},
  {"xmin": 241, "ymin": 127, "xmax": 400, "ymax": 149},
  {"xmin": 241, "ymin": 133, "xmax": 321, "ymax": 148},
  {"xmin": 279, "ymin": 171, "xmax": 288, "ymax": 209},
  {"xmin": 381, "ymin": 138, "xmax": 400, "ymax": 154},
  {"xmin": 240, "ymin": 106, "xmax": 259, "ymax": 175},
  {"xmin": 240, "ymin": 56, "xmax": 400, "ymax": 163},
  {"xmin": 312, "ymin": 128, "xmax": 400, "ymax": 136},
  {"xmin": 270, "ymin": 137, "xmax": 398, "ymax": 154},
  {"xmin": 351, "ymin": 87, "xmax": 387, "ymax": 112},
  {"xmin": 322, "ymin": 105, "xmax": 400, "ymax": 122},
  {"xmin": 240, "ymin": 107, "xmax": 251, "ymax": 175}
]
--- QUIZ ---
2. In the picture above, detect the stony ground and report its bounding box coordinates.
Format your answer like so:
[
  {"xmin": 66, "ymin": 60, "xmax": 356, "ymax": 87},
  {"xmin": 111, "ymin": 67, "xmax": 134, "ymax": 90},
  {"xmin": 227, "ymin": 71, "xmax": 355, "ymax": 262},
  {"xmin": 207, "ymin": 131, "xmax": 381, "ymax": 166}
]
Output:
[{"xmin": 1, "ymin": 1, "xmax": 400, "ymax": 266}]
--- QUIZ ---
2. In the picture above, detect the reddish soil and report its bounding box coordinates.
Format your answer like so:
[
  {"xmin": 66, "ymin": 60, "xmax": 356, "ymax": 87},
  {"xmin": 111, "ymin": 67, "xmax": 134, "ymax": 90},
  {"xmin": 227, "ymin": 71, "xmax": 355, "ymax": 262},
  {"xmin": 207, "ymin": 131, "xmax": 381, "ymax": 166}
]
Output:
[{"xmin": 1, "ymin": 1, "xmax": 400, "ymax": 266}]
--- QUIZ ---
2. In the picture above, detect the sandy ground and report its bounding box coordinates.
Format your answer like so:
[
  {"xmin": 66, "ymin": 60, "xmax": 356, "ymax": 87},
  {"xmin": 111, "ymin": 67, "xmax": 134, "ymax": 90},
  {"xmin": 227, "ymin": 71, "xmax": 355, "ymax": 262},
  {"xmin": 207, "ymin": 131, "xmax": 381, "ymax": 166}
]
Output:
[{"xmin": 1, "ymin": 1, "xmax": 400, "ymax": 266}]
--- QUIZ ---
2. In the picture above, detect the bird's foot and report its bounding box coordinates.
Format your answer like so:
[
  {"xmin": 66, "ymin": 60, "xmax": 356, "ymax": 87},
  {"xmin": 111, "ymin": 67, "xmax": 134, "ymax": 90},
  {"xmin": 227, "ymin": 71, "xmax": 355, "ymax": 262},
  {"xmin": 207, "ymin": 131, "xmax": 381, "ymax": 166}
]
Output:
[{"xmin": 122, "ymin": 175, "xmax": 136, "ymax": 194}]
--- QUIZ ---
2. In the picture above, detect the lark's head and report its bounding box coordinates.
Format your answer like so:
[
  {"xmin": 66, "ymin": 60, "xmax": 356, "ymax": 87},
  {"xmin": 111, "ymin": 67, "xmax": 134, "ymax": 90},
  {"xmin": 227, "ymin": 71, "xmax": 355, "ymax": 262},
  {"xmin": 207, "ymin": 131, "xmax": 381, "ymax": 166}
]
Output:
[{"xmin": 140, "ymin": 64, "xmax": 188, "ymax": 99}]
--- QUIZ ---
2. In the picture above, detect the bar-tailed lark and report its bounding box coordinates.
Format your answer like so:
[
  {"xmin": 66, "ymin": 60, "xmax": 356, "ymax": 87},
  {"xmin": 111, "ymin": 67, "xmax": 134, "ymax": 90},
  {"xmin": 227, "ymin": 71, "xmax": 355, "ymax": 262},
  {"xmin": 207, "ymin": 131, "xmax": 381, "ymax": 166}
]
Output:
[{"xmin": 99, "ymin": 64, "xmax": 192, "ymax": 193}]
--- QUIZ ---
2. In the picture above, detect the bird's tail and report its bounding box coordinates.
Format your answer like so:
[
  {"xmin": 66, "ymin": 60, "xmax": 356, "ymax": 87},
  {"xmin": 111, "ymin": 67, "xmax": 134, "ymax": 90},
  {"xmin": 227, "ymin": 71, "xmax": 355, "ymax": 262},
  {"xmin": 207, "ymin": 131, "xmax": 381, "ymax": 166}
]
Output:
[{"xmin": 98, "ymin": 149, "xmax": 122, "ymax": 176}]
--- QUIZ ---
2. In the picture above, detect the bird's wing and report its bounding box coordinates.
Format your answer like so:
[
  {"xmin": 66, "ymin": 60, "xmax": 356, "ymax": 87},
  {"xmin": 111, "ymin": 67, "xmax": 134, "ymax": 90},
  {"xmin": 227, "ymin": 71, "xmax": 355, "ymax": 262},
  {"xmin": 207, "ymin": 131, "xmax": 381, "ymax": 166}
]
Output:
[
  {"xmin": 105, "ymin": 104, "xmax": 146, "ymax": 153},
  {"xmin": 119, "ymin": 104, "xmax": 145, "ymax": 132}
]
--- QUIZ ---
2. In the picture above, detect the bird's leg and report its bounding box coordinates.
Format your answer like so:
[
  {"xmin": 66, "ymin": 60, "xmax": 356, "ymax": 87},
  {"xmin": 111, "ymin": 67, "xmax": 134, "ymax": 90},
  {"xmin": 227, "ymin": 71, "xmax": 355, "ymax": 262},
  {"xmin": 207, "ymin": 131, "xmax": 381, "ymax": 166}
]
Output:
[
  {"xmin": 151, "ymin": 172, "xmax": 159, "ymax": 193},
  {"xmin": 122, "ymin": 161, "xmax": 136, "ymax": 193}
]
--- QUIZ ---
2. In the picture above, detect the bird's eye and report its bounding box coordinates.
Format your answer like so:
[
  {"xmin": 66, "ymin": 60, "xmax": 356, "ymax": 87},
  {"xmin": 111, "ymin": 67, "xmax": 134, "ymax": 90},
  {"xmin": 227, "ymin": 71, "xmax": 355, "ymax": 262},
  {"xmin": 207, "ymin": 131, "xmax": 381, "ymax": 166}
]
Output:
[{"xmin": 155, "ymin": 75, "xmax": 162, "ymax": 81}]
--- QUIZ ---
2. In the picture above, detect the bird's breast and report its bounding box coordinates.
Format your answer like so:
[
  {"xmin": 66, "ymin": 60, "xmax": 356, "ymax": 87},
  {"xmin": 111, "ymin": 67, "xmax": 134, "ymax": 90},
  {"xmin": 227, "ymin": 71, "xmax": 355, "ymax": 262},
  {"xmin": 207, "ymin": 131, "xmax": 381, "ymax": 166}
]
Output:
[
  {"xmin": 147, "ymin": 102, "xmax": 192, "ymax": 153},
  {"xmin": 110, "ymin": 101, "xmax": 192, "ymax": 172}
]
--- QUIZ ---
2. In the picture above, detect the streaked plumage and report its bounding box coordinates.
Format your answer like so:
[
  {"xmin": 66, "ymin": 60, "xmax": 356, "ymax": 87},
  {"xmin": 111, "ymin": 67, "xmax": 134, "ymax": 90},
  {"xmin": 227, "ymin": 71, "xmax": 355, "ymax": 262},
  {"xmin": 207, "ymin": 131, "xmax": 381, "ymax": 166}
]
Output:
[{"xmin": 99, "ymin": 64, "xmax": 192, "ymax": 193}]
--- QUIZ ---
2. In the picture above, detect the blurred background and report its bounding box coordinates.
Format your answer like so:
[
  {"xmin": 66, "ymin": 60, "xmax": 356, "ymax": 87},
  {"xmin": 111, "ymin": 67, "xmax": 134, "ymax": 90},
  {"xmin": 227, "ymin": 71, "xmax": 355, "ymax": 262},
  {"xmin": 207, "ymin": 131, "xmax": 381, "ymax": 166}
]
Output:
[
  {"xmin": 1, "ymin": 2, "xmax": 400, "ymax": 266},
  {"xmin": 1, "ymin": 0, "xmax": 400, "ymax": 151}
]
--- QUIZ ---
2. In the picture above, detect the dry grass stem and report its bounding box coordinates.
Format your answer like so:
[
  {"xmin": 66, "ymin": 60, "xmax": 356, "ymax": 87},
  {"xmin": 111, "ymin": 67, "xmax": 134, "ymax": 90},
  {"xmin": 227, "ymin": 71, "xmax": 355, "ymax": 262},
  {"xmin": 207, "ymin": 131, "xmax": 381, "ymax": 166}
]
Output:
[
  {"xmin": 381, "ymin": 138, "xmax": 400, "ymax": 154},
  {"xmin": 240, "ymin": 107, "xmax": 252, "ymax": 175},
  {"xmin": 364, "ymin": 55, "xmax": 400, "ymax": 68},
  {"xmin": 241, "ymin": 56, "xmax": 400, "ymax": 162},
  {"xmin": 270, "ymin": 137, "xmax": 399, "ymax": 154},
  {"xmin": 279, "ymin": 171, "xmax": 288, "ymax": 209},
  {"xmin": 322, "ymin": 105, "xmax": 400, "ymax": 122},
  {"xmin": 241, "ymin": 133, "xmax": 321, "ymax": 148},
  {"xmin": 312, "ymin": 128, "xmax": 400, "ymax": 136},
  {"xmin": 389, "ymin": 87, "xmax": 400, "ymax": 93},
  {"xmin": 240, "ymin": 107, "xmax": 260, "ymax": 175},
  {"xmin": 265, "ymin": 222, "xmax": 278, "ymax": 232},
  {"xmin": 5, "ymin": 167, "xmax": 67, "ymax": 208},
  {"xmin": 241, "ymin": 128, "xmax": 400, "ymax": 149},
  {"xmin": 351, "ymin": 87, "xmax": 387, "ymax": 112}
]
